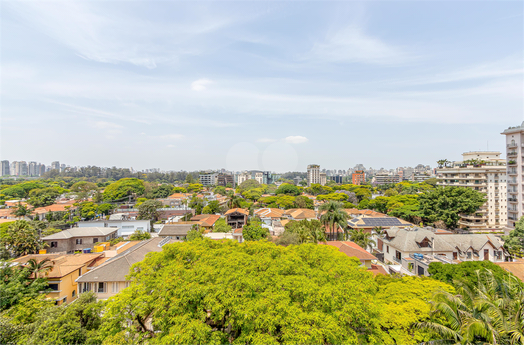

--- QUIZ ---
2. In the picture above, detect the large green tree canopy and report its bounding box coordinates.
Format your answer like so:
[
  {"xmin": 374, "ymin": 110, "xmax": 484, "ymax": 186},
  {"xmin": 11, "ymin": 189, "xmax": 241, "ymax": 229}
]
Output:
[
  {"xmin": 99, "ymin": 240, "xmax": 385, "ymax": 344},
  {"xmin": 102, "ymin": 178, "xmax": 145, "ymax": 201},
  {"xmin": 418, "ymin": 186, "xmax": 485, "ymax": 228}
]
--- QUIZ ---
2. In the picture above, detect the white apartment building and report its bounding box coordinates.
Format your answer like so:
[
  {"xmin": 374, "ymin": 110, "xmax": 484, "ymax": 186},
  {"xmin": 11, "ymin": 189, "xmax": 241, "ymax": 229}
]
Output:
[
  {"xmin": 502, "ymin": 123, "xmax": 524, "ymax": 227},
  {"xmin": 437, "ymin": 151, "xmax": 507, "ymax": 230},
  {"xmin": 199, "ymin": 173, "xmax": 218, "ymax": 186},
  {"xmin": 307, "ymin": 164, "xmax": 323, "ymax": 186}
]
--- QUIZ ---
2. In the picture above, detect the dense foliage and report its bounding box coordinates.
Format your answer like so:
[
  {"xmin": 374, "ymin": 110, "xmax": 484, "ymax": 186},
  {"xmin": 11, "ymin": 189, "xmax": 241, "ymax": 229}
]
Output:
[{"xmin": 102, "ymin": 178, "xmax": 146, "ymax": 201}]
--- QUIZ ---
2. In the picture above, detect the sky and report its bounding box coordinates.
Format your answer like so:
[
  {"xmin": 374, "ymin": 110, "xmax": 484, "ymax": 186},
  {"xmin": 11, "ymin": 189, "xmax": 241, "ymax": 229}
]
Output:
[{"xmin": 1, "ymin": 1, "xmax": 523, "ymax": 173}]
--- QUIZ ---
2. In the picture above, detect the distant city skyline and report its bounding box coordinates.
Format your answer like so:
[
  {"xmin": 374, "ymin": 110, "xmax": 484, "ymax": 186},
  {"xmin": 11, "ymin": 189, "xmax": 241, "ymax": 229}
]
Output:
[{"xmin": 1, "ymin": 1, "xmax": 522, "ymax": 171}]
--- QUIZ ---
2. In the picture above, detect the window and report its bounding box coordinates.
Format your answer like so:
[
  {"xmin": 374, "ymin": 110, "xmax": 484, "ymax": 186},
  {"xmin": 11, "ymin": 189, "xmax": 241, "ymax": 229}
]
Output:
[
  {"xmin": 93, "ymin": 238, "xmax": 98, "ymax": 243},
  {"xmin": 76, "ymin": 239, "xmax": 83, "ymax": 245},
  {"xmin": 467, "ymin": 252, "xmax": 472, "ymax": 259},
  {"xmin": 50, "ymin": 242, "xmax": 58, "ymax": 248},
  {"xmin": 112, "ymin": 282, "xmax": 119, "ymax": 293},
  {"xmin": 72, "ymin": 290, "xmax": 76, "ymax": 297},
  {"xmin": 98, "ymin": 282, "xmax": 105, "ymax": 293},
  {"xmin": 395, "ymin": 250, "xmax": 402, "ymax": 261},
  {"xmin": 83, "ymin": 282, "xmax": 91, "ymax": 292},
  {"xmin": 386, "ymin": 246, "xmax": 389, "ymax": 253},
  {"xmin": 125, "ymin": 282, "xmax": 130, "ymax": 288},
  {"xmin": 78, "ymin": 268, "xmax": 82, "ymax": 276},
  {"xmin": 48, "ymin": 284, "xmax": 59, "ymax": 291}
]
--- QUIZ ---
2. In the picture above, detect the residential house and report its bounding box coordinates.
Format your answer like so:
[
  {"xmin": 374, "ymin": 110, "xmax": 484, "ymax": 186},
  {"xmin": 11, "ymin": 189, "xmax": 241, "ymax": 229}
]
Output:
[
  {"xmin": 42, "ymin": 227, "xmax": 119, "ymax": 254},
  {"xmin": 190, "ymin": 214, "xmax": 221, "ymax": 231},
  {"xmin": 323, "ymin": 241, "xmax": 388, "ymax": 275},
  {"xmin": 225, "ymin": 208, "xmax": 249, "ymax": 229},
  {"xmin": 344, "ymin": 209, "xmax": 387, "ymax": 218},
  {"xmin": 13, "ymin": 253, "xmax": 103, "ymax": 305},
  {"xmin": 378, "ymin": 227, "xmax": 508, "ymax": 265},
  {"xmin": 78, "ymin": 217, "xmax": 151, "ymax": 238},
  {"xmin": 76, "ymin": 238, "xmax": 174, "ymax": 300},
  {"xmin": 158, "ymin": 224, "xmax": 192, "ymax": 240},
  {"xmin": 347, "ymin": 217, "xmax": 412, "ymax": 233},
  {"xmin": 283, "ymin": 208, "xmax": 317, "ymax": 221}
]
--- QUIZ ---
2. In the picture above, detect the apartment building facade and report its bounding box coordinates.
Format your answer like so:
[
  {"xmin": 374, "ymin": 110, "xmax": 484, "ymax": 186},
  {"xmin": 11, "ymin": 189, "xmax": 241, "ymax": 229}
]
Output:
[
  {"xmin": 1, "ymin": 160, "xmax": 9, "ymax": 176},
  {"xmin": 436, "ymin": 151, "xmax": 507, "ymax": 230},
  {"xmin": 307, "ymin": 164, "xmax": 321, "ymax": 186},
  {"xmin": 352, "ymin": 170, "xmax": 365, "ymax": 185},
  {"xmin": 502, "ymin": 123, "xmax": 524, "ymax": 227}
]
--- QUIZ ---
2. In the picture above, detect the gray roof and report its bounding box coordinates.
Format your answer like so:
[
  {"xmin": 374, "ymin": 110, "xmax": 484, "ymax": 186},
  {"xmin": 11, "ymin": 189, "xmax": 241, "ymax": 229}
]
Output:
[
  {"xmin": 76, "ymin": 237, "xmax": 174, "ymax": 283},
  {"xmin": 383, "ymin": 227, "xmax": 504, "ymax": 253},
  {"xmin": 158, "ymin": 224, "xmax": 192, "ymax": 237},
  {"xmin": 42, "ymin": 227, "xmax": 119, "ymax": 240}
]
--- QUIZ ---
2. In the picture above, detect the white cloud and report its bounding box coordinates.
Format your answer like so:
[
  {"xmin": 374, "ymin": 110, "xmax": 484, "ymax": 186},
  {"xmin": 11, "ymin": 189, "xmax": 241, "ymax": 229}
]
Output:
[
  {"xmin": 257, "ymin": 138, "xmax": 277, "ymax": 143},
  {"xmin": 284, "ymin": 136, "xmax": 308, "ymax": 144},
  {"xmin": 308, "ymin": 25, "xmax": 409, "ymax": 65},
  {"xmin": 94, "ymin": 121, "xmax": 123, "ymax": 130},
  {"xmin": 191, "ymin": 79, "xmax": 213, "ymax": 91},
  {"xmin": 167, "ymin": 144, "xmax": 175, "ymax": 148}
]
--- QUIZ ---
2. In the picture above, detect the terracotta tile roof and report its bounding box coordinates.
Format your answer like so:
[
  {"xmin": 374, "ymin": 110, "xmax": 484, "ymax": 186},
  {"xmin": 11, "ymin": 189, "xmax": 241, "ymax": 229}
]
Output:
[
  {"xmin": 284, "ymin": 208, "xmax": 316, "ymax": 220},
  {"xmin": 225, "ymin": 208, "xmax": 249, "ymax": 216},
  {"xmin": 323, "ymin": 241, "xmax": 377, "ymax": 261},
  {"xmin": 5, "ymin": 200, "xmax": 28, "ymax": 208},
  {"xmin": 0, "ymin": 209, "xmax": 15, "ymax": 218},
  {"xmin": 255, "ymin": 208, "xmax": 285, "ymax": 218},
  {"xmin": 33, "ymin": 203, "xmax": 77, "ymax": 214},
  {"xmin": 496, "ymin": 262, "xmax": 524, "ymax": 282},
  {"xmin": 191, "ymin": 214, "xmax": 221, "ymax": 227},
  {"xmin": 13, "ymin": 253, "xmax": 103, "ymax": 278},
  {"xmin": 369, "ymin": 264, "xmax": 389, "ymax": 276},
  {"xmin": 167, "ymin": 193, "xmax": 190, "ymax": 199},
  {"xmin": 344, "ymin": 209, "xmax": 387, "ymax": 217},
  {"xmin": 233, "ymin": 228, "xmax": 243, "ymax": 234},
  {"xmin": 0, "ymin": 219, "xmax": 15, "ymax": 224}
]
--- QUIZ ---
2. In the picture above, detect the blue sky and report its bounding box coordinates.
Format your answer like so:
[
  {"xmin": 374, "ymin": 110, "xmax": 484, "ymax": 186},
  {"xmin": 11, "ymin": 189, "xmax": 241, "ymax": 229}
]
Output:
[{"xmin": 1, "ymin": 1, "xmax": 523, "ymax": 172}]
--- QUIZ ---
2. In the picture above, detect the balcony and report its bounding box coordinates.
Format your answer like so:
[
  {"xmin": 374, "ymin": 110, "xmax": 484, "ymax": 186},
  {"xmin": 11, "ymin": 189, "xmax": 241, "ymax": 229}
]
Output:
[
  {"xmin": 509, "ymin": 170, "xmax": 518, "ymax": 175},
  {"xmin": 509, "ymin": 180, "xmax": 518, "ymax": 185},
  {"xmin": 508, "ymin": 151, "xmax": 518, "ymax": 157},
  {"xmin": 508, "ymin": 143, "xmax": 518, "ymax": 149},
  {"xmin": 509, "ymin": 161, "xmax": 517, "ymax": 166}
]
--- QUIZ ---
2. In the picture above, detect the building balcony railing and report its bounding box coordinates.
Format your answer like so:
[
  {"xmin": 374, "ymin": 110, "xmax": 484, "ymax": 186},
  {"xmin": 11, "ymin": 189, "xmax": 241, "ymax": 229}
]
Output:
[
  {"xmin": 509, "ymin": 170, "xmax": 518, "ymax": 175},
  {"xmin": 508, "ymin": 151, "xmax": 518, "ymax": 157},
  {"xmin": 509, "ymin": 180, "xmax": 518, "ymax": 184},
  {"xmin": 393, "ymin": 257, "xmax": 401, "ymax": 264},
  {"xmin": 508, "ymin": 198, "xmax": 518, "ymax": 202},
  {"xmin": 508, "ymin": 161, "xmax": 517, "ymax": 166},
  {"xmin": 508, "ymin": 143, "xmax": 518, "ymax": 148}
]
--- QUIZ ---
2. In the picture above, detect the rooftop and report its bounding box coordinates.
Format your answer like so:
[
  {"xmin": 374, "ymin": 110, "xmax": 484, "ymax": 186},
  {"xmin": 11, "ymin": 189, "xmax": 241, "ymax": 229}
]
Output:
[{"xmin": 42, "ymin": 227, "xmax": 119, "ymax": 240}]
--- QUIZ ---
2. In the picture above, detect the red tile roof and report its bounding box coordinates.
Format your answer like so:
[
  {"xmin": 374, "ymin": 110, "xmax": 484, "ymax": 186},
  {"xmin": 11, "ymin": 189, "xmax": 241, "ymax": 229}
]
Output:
[
  {"xmin": 323, "ymin": 241, "xmax": 377, "ymax": 261},
  {"xmin": 225, "ymin": 208, "xmax": 249, "ymax": 216}
]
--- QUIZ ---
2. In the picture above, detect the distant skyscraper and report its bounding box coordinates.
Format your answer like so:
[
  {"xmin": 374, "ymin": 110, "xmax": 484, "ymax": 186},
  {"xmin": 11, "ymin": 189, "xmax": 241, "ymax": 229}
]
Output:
[
  {"xmin": 60, "ymin": 164, "xmax": 66, "ymax": 172},
  {"xmin": 11, "ymin": 161, "xmax": 19, "ymax": 176},
  {"xmin": 502, "ymin": 122, "xmax": 524, "ymax": 228},
  {"xmin": 1, "ymin": 160, "xmax": 9, "ymax": 176},
  {"xmin": 51, "ymin": 161, "xmax": 60, "ymax": 171},
  {"xmin": 19, "ymin": 161, "xmax": 28, "ymax": 176},
  {"xmin": 39, "ymin": 163, "xmax": 46, "ymax": 176},
  {"xmin": 29, "ymin": 161, "xmax": 38, "ymax": 176}
]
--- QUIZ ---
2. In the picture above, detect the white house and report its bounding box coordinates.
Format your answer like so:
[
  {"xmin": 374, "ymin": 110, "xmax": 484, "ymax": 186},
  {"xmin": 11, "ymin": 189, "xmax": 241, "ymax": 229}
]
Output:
[
  {"xmin": 378, "ymin": 226, "xmax": 508, "ymax": 264},
  {"xmin": 78, "ymin": 216, "xmax": 151, "ymax": 238}
]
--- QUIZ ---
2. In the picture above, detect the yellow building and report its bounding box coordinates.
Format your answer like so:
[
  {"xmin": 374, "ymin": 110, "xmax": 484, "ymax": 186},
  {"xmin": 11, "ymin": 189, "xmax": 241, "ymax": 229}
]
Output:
[{"xmin": 13, "ymin": 253, "xmax": 103, "ymax": 305}]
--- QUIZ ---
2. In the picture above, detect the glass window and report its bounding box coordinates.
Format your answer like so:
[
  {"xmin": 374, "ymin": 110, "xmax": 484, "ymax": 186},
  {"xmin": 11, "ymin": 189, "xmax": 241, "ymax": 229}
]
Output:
[
  {"xmin": 93, "ymin": 238, "xmax": 98, "ymax": 243},
  {"xmin": 76, "ymin": 239, "xmax": 83, "ymax": 245},
  {"xmin": 98, "ymin": 282, "xmax": 105, "ymax": 293},
  {"xmin": 51, "ymin": 242, "xmax": 58, "ymax": 248},
  {"xmin": 72, "ymin": 290, "xmax": 76, "ymax": 297},
  {"xmin": 112, "ymin": 282, "xmax": 119, "ymax": 293},
  {"xmin": 48, "ymin": 283, "xmax": 59, "ymax": 291}
]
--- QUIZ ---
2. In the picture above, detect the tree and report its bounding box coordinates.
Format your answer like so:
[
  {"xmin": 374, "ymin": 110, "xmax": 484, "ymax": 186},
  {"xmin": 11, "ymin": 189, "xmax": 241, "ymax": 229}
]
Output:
[
  {"xmin": 129, "ymin": 230, "xmax": 151, "ymax": 241},
  {"xmin": 428, "ymin": 261, "xmax": 520, "ymax": 290},
  {"xmin": 185, "ymin": 227, "xmax": 203, "ymax": 241},
  {"xmin": 293, "ymin": 195, "xmax": 314, "ymax": 209},
  {"xmin": 237, "ymin": 179, "xmax": 260, "ymax": 192},
  {"xmin": 13, "ymin": 202, "xmax": 33, "ymax": 219},
  {"xmin": 213, "ymin": 218, "xmax": 232, "ymax": 233},
  {"xmin": 188, "ymin": 196, "xmax": 205, "ymax": 215},
  {"xmin": 137, "ymin": 200, "xmax": 162, "ymax": 225},
  {"xmin": 319, "ymin": 201, "xmax": 348, "ymax": 241},
  {"xmin": 41, "ymin": 227, "xmax": 62, "ymax": 237},
  {"xmin": 275, "ymin": 183, "xmax": 300, "ymax": 196},
  {"xmin": 97, "ymin": 240, "xmax": 384, "ymax": 344},
  {"xmin": 503, "ymin": 216, "xmax": 524, "ymax": 258},
  {"xmin": 213, "ymin": 186, "xmax": 226, "ymax": 196},
  {"xmin": 0, "ymin": 264, "xmax": 50, "ymax": 311},
  {"xmin": 28, "ymin": 187, "xmax": 65, "ymax": 207},
  {"xmin": 375, "ymin": 275, "xmax": 454, "ymax": 345},
  {"xmin": 70, "ymin": 181, "xmax": 98, "ymax": 200},
  {"xmin": 25, "ymin": 258, "xmax": 54, "ymax": 278},
  {"xmin": 275, "ymin": 195, "xmax": 295, "ymax": 209},
  {"xmin": 187, "ymin": 183, "xmax": 203, "ymax": 193},
  {"xmin": 348, "ymin": 228, "xmax": 376, "ymax": 251},
  {"xmin": 228, "ymin": 195, "xmax": 243, "ymax": 209},
  {"xmin": 1, "ymin": 221, "xmax": 43, "ymax": 257},
  {"xmin": 242, "ymin": 222, "xmax": 270, "ymax": 241},
  {"xmin": 149, "ymin": 184, "xmax": 174, "ymax": 199},
  {"xmin": 418, "ymin": 186, "xmax": 486, "ymax": 229},
  {"xmin": 418, "ymin": 270, "xmax": 524, "ymax": 345},
  {"xmin": 273, "ymin": 231, "xmax": 300, "ymax": 246},
  {"xmin": 78, "ymin": 201, "xmax": 98, "ymax": 220},
  {"xmin": 103, "ymin": 178, "xmax": 145, "ymax": 201},
  {"xmin": 97, "ymin": 203, "xmax": 115, "ymax": 216},
  {"xmin": 284, "ymin": 219, "xmax": 326, "ymax": 244},
  {"xmin": 317, "ymin": 193, "xmax": 348, "ymax": 202}
]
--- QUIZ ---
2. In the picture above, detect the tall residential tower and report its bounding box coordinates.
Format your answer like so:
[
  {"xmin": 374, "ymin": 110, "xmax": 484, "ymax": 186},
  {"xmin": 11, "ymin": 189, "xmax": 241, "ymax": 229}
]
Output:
[{"xmin": 502, "ymin": 122, "xmax": 524, "ymax": 227}]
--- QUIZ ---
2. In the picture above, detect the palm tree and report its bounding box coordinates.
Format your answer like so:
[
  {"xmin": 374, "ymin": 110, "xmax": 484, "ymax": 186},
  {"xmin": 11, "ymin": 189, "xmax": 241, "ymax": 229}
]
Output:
[
  {"xmin": 319, "ymin": 201, "xmax": 348, "ymax": 241},
  {"xmin": 25, "ymin": 258, "xmax": 54, "ymax": 278},
  {"xmin": 418, "ymin": 269, "xmax": 524, "ymax": 345},
  {"xmin": 228, "ymin": 195, "xmax": 243, "ymax": 209},
  {"xmin": 348, "ymin": 228, "xmax": 376, "ymax": 251},
  {"xmin": 13, "ymin": 202, "xmax": 33, "ymax": 220}
]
